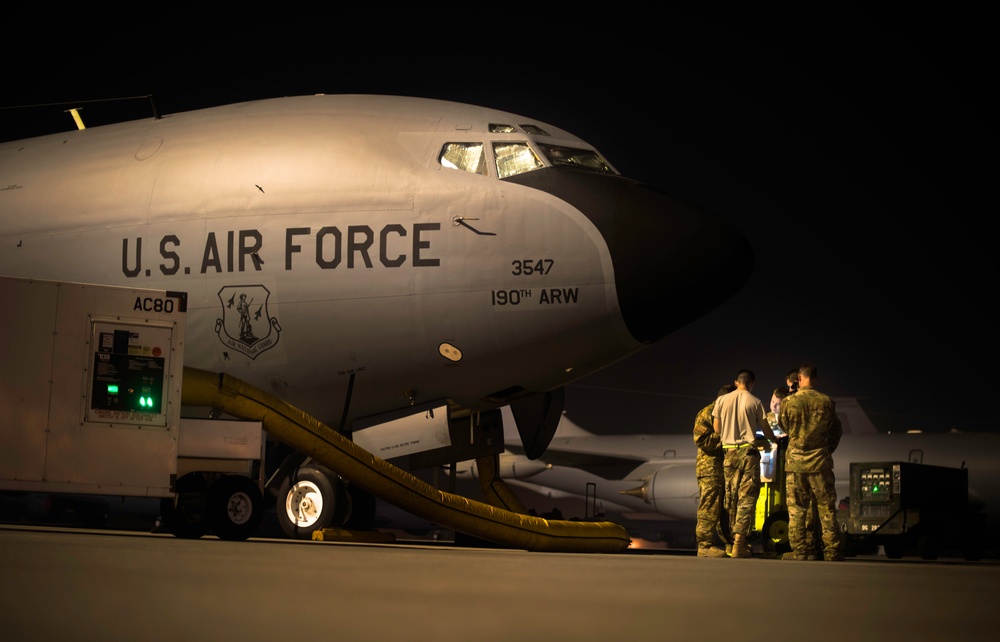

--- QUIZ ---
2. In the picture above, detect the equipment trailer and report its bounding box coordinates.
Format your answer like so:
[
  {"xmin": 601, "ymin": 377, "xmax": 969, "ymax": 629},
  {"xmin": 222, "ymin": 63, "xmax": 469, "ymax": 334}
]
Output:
[
  {"xmin": 0, "ymin": 276, "xmax": 265, "ymax": 540},
  {"xmin": 843, "ymin": 461, "xmax": 985, "ymax": 560}
]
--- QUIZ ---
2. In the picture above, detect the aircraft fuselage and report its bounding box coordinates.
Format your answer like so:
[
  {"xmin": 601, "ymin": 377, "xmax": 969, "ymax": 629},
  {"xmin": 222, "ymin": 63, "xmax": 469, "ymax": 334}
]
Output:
[{"xmin": 1, "ymin": 95, "xmax": 750, "ymax": 437}]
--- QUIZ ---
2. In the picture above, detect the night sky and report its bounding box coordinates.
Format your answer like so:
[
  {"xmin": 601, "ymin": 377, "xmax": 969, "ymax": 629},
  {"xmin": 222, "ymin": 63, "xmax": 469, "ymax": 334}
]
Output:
[{"xmin": 2, "ymin": 10, "xmax": 994, "ymax": 434}]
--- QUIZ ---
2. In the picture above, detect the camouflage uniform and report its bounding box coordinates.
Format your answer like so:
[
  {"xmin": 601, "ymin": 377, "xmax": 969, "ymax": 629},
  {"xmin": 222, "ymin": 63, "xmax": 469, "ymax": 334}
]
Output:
[
  {"xmin": 714, "ymin": 386, "xmax": 769, "ymax": 548},
  {"xmin": 785, "ymin": 477, "xmax": 824, "ymax": 558},
  {"xmin": 724, "ymin": 446, "xmax": 761, "ymax": 539},
  {"xmin": 773, "ymin": 394, "xmax": 822, "ymax": 557},
  {"xmin": 693, "ymin": 402, "xmax": 725, "ymax": 550},
  {"xmin": 804, "ymin": 497, "xmax": 823, "ymax": 556},
  {"xmin": 779, "ymin": 386, "xmax": 843, "ymax": 560}
]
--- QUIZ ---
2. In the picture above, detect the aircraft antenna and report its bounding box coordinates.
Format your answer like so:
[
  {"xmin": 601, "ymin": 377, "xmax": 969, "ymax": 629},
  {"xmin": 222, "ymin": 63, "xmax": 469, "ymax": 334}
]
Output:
[
  {"xmin": 0, "ymin": 94, "xmax": 161, "ymax": 130},
  {"xmin": 148, "ymin": 94, "xmax": 161, "ymax": 120}
]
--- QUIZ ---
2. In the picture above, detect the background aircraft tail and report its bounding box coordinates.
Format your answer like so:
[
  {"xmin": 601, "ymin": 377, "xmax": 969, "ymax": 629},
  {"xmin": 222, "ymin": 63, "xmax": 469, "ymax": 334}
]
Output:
[{"xmin": 833, "ymin": 397, "xmax": 878, "ymax": 435}]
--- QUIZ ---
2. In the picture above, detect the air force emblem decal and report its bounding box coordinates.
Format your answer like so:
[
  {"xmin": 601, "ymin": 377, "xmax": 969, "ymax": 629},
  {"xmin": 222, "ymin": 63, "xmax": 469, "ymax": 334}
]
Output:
[{"xmin": 215, "ymin": 285, "xmax": 281, "ymax": 359}]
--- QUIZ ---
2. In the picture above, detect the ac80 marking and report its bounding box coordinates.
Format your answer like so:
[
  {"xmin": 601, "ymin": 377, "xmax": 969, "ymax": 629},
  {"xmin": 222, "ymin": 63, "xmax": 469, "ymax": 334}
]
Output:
[{"xmin": 133, "ymin": 297, "xmax": 176, "ymax": 313}]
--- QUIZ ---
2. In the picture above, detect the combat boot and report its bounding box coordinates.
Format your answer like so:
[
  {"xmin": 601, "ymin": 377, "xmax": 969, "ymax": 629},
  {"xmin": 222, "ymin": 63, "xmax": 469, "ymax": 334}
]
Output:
[
  {"xmin": 697, "ymin": 545, "xmax": 728, "ymax": 558},
  {"xmin": 731, "ymin": 534, "xmax": 752, "ymax": 558},
  {"xmin": 825, "ymin": 540, "xmax": 846, "ymax": 561}
]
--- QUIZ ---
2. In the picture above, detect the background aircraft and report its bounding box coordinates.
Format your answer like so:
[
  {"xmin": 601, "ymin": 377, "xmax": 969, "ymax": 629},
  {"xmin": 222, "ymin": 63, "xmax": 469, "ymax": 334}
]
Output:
[
  {"xmin": 0, "ymin": 95, "xmax": 751, "ymax": 543},
  {"xmin": 456, "ymin": 397, "xmax": 1000, "ymax": 554}
]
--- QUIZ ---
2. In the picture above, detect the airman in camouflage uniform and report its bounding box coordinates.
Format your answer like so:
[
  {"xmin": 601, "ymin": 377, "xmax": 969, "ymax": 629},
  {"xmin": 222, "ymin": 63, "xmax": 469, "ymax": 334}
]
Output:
[
  {"xmin": 778, "ymin": 370, "xmax": 823, "ymax": 558},
  {"xmin": 694, "ymin": 385, "xmax": 734, "ymax": 557},
  {"xmin": 779, "ymin": 365, "xmax": 843, "ymax": 561},
  {"xmin": 714, "ymin": 369, "xmax": 777, "ymax": 558}
]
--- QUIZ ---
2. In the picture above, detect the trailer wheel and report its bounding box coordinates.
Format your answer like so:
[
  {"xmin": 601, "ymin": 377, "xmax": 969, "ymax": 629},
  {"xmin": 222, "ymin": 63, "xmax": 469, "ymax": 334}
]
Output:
[
  {"xmin": 276, "ymin": 466, "xmax": 349, "ymax": 539},
  {"xmin": 883, "ymin": 539, "xmax": 906, "ymax": 559},
  {"xmin": 918, "ymin": 527, "xmax": 943, "ymax": 561},
  {"xmin": 160, "ymin": 473, "xmax": 209, "ymax": 539},
  {"xmin": 208, "ymin": 475, "xmax": 264, "ymax": 541},
  {"xmin": 762, "ymin": 510, "xmax": 791, "ymax": 554},
  {"xmin": 962, "ymin": 517, "xmax": 985, "ymax": 561}
]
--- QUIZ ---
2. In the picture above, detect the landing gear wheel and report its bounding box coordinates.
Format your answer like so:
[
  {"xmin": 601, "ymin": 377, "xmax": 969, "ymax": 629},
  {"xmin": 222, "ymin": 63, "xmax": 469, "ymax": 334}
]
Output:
[
  {"xmin": 276, "ymin": 466, "xmax": 349, "ymax": 539},
  {"xmin": 208, "ymin": 475, "xmax": 264, "ymax": 541},
  {"xmin": 160, "ymin": 473, "xmax": 209, "ymax": 539},
  {"xmin": 762, "ymin": 510, "xmax": 791, "ymax": 554}
]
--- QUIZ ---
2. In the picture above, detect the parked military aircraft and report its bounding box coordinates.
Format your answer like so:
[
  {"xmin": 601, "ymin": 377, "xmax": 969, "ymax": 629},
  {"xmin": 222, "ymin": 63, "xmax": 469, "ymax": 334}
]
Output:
[
  {"xmin": 0, "ymin": 94, "xmax": 751, "ymax": 542},
  {"xmin": 458, "ymin": 400, "xmax": 1000, "ymax": 552}
]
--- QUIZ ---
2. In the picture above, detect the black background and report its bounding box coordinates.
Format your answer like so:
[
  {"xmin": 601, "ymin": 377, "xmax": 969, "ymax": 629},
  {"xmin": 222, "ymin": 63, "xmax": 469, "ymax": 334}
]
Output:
[{"xmin": 2, "ymin": 8, "xmax": 994, "ymax": 434}]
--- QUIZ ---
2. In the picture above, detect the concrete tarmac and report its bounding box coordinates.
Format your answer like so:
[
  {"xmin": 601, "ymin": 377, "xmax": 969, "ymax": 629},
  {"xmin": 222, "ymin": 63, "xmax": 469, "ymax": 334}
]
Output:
[{"xmin": 1, "ymin": 524, "xmax": 996, "ymax": 642}]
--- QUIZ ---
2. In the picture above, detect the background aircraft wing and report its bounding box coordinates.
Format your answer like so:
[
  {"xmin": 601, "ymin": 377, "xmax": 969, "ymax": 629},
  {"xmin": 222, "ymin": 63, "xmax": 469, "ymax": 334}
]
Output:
[{"xmin": 514, "ymin": 449, "xmax": 654, "ymax": 480}]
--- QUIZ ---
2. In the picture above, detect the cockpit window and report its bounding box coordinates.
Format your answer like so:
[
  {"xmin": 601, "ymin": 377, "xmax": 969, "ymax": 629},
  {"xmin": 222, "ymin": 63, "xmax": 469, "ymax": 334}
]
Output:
[
  {"xmin": 520, "ymin": 124, "xmax": 550, "ymax": 136},
  {"xmin": 489, "ymin": 124, "xmax": 518, "ymax": 133},
  {"xmin": 440, "ymin": 140, "xmax": 615, "ymax": 179},
  {"xmin": 537, "ymin": 143, "xmax": 617, "ymax": 175},
  {"xmin": 493, "ymin": 142, "xmax": 544, "ymax": 179},
  {"xmin": 439, "ymin": 142, "xmax": 488, "ymax": 175}
]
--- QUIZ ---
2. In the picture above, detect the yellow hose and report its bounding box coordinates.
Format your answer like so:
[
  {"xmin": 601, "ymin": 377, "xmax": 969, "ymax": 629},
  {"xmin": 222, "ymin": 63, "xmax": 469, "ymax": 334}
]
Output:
[{"xmin": 181, "ymin": 367, "xmax": 631, "ymax": 553}]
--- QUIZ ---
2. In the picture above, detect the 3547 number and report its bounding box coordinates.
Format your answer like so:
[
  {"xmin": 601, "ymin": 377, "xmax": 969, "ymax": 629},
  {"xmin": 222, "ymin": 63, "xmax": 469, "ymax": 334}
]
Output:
[{"xmin": 511, "ymin": 259, "xmax": 553, "ymax": 275}]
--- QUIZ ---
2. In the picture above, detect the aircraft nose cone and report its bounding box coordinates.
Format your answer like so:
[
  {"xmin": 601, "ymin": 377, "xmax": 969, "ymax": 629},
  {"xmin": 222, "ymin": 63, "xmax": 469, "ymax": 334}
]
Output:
[
  {"xmin": 506, "ymin": 169, "xmax": 753, "ymax": 345},
  {"xmin": 611, "ymin": 181, "xmax": 753, "ymax": 343}
]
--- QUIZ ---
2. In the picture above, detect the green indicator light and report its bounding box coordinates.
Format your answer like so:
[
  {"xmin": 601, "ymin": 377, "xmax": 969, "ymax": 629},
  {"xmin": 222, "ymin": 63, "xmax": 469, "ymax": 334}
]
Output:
[
  {"xmin": 873, "ymin": 485, "xmax": 880, "ymax": 493},
  {"xmin": 107, "ymin": 384, "xmax": 119, "ymax": 395},
  {"xmin": 136, "ymin": 387, "xmax": 156, "ymax": 411}
]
